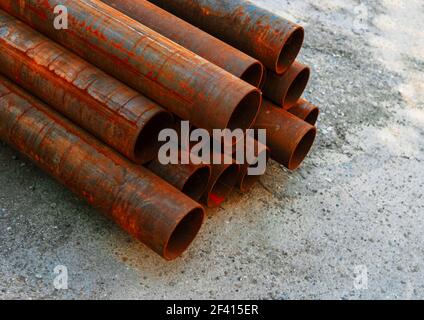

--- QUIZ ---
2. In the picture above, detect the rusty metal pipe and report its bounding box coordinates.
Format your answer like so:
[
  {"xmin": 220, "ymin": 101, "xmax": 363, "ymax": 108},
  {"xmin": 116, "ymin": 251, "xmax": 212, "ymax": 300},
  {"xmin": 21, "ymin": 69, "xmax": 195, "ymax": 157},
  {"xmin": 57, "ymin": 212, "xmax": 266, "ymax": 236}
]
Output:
[
  {"xmin": 0, "ymin": 11, "xmax": 173, "ymax": 164},
  {"xmin": 148, "ymin": 0, "xmax": 304, "ymax": 74},
  {"xmin": 147, "ymin": 151, "xmax": 211, "ymax": 201},
  {"xmin": 0, "ymin": 75, "xmax": 205, "ymax": 260},
  {"xmin": 236, "ymin": 139, "xmax": 270, "ymax": 193},
  {"xmin": 255, "ymin": 99, "xmax": 316, "ymax": 170},
  {"xmin": 201, "ymin": 155, "xmax": 240, "ymax": 208},
  {"xmin": 263, "ymin": 62, "xmax": 311, "ymax": 109},
  {"xmin": 0, "ymin": 0, "xmax": 261, "ymax": 133},
  {"xmin": 101, "ymin": 0, "xmax": 264, "ymax": 87},
  {"xmin": 289, "ymin": 99, "xmax": 320, "ymax": 126}
]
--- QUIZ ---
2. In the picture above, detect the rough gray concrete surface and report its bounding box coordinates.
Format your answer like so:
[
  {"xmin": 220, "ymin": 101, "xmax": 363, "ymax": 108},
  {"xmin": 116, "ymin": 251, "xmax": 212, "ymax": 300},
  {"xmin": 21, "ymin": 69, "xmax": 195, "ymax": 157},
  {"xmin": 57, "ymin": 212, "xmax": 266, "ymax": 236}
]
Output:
[{"xmin": 0, "ymin": 0, "xmax": 423, "ymax": 300}]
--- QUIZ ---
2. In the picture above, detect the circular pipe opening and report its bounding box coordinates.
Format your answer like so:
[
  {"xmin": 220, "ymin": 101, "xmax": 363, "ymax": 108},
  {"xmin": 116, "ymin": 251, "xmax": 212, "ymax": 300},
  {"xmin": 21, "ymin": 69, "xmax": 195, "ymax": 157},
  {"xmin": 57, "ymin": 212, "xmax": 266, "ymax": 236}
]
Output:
[
  {"xmin": 288, "ymin": 127, "xmax": 317, "ymax": 170},
  {"xmin": 240, "ymin": 62, "xmax": 264, "ymax": 87},
  {"xmin": 227, "ymin": 89, "xmax": 261, "ymax": 131},
  {"xmin": 207, "ymin": 164, "xmax": 239, "ymax": 207},
  {"xmin": 276, "ymin": 27, "xmax": 305, "ymax": 74},
  {"xmin": 239, "ymin": 149, "xmax": 270, "ymax": 192},
  {"xmin": 164, "ymin": 207, "xmax": 205, "ymax": 260},
  {"xmin": 284, "ymin": 67, "xmax": 310, "ymax": 108},
  {"xmin": 133, "ymin": 111, "xmax": 173, "ymax": 164},
  {"xmin": 181, "ymin": 166, "xmax": 211, "ymax": 201},
  {"xmin": 304, "ymin": 107, "xmax": 320, "ymax": 126}
]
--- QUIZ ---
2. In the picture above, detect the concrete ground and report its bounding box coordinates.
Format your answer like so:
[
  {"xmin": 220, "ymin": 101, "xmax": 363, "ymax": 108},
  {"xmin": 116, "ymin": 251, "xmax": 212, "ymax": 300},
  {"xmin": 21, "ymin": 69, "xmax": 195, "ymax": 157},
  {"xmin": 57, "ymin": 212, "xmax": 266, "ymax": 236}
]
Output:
[{"xmin": 0, "ymin": 0, "xmax": 423, "ymax": 300}]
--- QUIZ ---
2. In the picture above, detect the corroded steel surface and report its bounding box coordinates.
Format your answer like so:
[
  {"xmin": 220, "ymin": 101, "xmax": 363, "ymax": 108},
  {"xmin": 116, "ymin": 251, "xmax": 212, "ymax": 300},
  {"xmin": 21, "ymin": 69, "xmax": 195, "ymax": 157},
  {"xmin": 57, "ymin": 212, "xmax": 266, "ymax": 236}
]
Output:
[
  {"xmin": 149, "ymin": 0, "xmax": 304, "ymax": 74},
  {"xmin": 101, "ymin": 0, "xmax": 264, "ymax": 87},
  {"xmin": 0, "ymin": 75, "xmax": 205, "ymax": 260},
  {"xmin": 289, "ymin": 99, "xmax": 320, "ymax": 126},
  {"xmin": 0, "ymin": 10, "xmax": 172, "ymax": 164},
  {"xmin": 0, "ymin": 0, "xmax": 261, "ymax": 132},
  {"xmin": 147, "ymin": 151, "xmax": 211, "ymax": 201},
  {"xmin": 254, "ymin": 99, "xmax": 316, "ymax": 170},
  {"xmin": 263, "ymin": 62, "xmax": 311, "ymax": 109},
  {"xmin": 235, "ymin": 139, "xmax": 269, "ymax": 193}
]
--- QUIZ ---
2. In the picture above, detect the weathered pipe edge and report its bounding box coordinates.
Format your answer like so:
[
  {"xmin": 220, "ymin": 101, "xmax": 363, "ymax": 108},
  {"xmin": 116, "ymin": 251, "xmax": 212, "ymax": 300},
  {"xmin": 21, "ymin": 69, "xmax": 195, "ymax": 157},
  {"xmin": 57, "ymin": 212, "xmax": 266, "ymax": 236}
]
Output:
[
  {"xmin": 148, "ymin": 0, "xmax": 304, "ymax": 74},
  {"xmin": 0, "ymin": 75, "xmax": 205, "ymax": 261},
  {"xmin": 263, "ymin": 62, "xmax": 311, "ymax": 109},
  {"xmin": 236, "ymin": 140, "xmax": 270, "ymax": 193},
  {"xmin": 255, "ymin": 99, "xmax": 317, "ymax": 170},
  {"xmin": 201, "ymin": 154, "xmax": 240, "ymax": 208},
  {"xmin": 0, "ymin": 0, "xmax": 261, "ymax": 133},
  {"xmin": 101, "ymin": 0, "xmax": 264, "ymax": 87},
  {"xmin": 147, "ymin": 151, "xmax": 212, "ymax": 201},
  {"xmin": 0, "ymin": 10, "xmax": 173, "ymax": 164},
  {"xmin": 289, "ymin": 99, "xmax": 320, "ymax": 126}
]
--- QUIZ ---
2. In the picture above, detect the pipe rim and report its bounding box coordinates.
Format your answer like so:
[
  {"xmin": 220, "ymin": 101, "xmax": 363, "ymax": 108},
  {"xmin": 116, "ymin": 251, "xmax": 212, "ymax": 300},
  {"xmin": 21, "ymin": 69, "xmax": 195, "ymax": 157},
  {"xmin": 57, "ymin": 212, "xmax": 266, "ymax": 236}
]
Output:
[
  {"xmin": 227, "ymin": 89, "xmax": 261, "ymax": 131},
  {"xmin": 288, "ymin": 126, "xmax": 317, "ymax": 170},
  {"xmin": 132, "ymin": 111, "xmax": 173, "ymax": 164},
  {"xmin": 181, "ymin": 165, "xmax": 211, "ymax": 201},
  {"xmin": 239, "ymin": 148, "xmax": 270, "ymax": 192},
  {"xmin": 206, "ymin": 164, "xmax": 240, "ymax": 207},
  {"xmin": 240, "ymin": 61, "xmax": 264, "ymax": 88},
  {"xmin": 304, "ymin": 107, "xmax": 320, "ymax": 126},
  {"xmin": 163, "ymin": 207, "xmax": 205, "ymax": 260},
  {"xmin": 276, "ymin": 26, "xmax": 305, "ymax": 74},
  {"xmin": 284, "ymin": 67, "xmax": 310, "ymax": 108}
]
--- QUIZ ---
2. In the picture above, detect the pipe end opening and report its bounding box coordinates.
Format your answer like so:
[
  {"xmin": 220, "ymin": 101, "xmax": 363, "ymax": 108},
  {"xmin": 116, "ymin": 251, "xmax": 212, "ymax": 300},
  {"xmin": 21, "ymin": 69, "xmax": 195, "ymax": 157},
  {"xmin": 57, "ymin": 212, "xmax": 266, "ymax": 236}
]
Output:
[
  {"xmin": 240, "ymin": 62, "xmax": 264, "ymax": 87},
  {"xmin": 133, "ymin": 111, "xmax": 173, "ymax": 164},
  {"xmin": 284, "ymin": 67, "xmax": 310, "ymax": 108},
  {"xmin": 288, "ymin": 127, "xmax": 317, "ymax": 170},
  {"xmin": 164, "ymin": 207, "xmax": 205, "ymax": 260},
  {"xmin": 181, "ymin": 166, "xmax": 211, "ymax": 201},
  {"xmin": 276, "ymin": 27, "xmax": 305, "ymax": 74},
  {"xmin": 207, "ymin": 164, "xmax": 239, "ymax": 207},
  {"xmin": 227, "ymin": 90, "xmax": 261, "ymax": 130}
]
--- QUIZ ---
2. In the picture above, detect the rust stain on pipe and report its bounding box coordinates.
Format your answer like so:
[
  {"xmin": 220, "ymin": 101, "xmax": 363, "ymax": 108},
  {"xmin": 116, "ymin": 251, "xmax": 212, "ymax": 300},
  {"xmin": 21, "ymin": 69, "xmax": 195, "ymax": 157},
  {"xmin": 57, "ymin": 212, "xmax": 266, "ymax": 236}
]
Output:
[
  {"xmin": 236, "ymin": 139, "xmax": 270, "ymax": 193},
  {"xmin": 101, "ymin": 0, "xmax": 264, "ymax": 87},
  {"xmin": 255, "ymin": 99, "xmax": 316, "ymax": 170},
  {"xmin": 263, "ymin": 62, "xmax": 311, "ymax": 109},
  {"xmin": 147, "ymin": 151, "xmax": 211, "ymax": 201},
  {"xmin": 0, "ymin": 10, "xmax": 173, "ymax": 164},
  {"xmin": 148, "ymin": 0, "xmax": 304, "ymax": 74},
  {"xmin": 0, "ymin": 0, "xmax": 261, "ymax": 132},
  {"xmin": 0, "ymin": 75, "xmax": 205, "ymax": 260},
  {"xmin": 289, "ymin": 99, "xmax": 320, "ymax": 126},
  {"xmin": 202, "ymin": 154, "xmax": 240, "ymax": 208}
]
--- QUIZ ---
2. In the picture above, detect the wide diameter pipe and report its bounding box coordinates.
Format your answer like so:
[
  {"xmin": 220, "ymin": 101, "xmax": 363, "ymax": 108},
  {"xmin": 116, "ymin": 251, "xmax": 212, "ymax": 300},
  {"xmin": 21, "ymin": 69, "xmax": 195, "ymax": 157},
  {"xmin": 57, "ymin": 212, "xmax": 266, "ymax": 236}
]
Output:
[
  {"xmin": 255, "ymin": 100, "xmax": 317, "ymax": 170},
  {"xmin": 0, "ymin": 0, "xmax": 261, "ymax": 133},
  {"xmin": 202, "ymin": 154, "xmax": 240, "ymax": 208},
  {"xmin": 0, "ymin": 75, "xmax": 205, "ymax": 261},
  {"xmin": 101, "ymin": 0, "xmax": 264, "ymax": 87},
  {"xmin": 236, "ymin": 139, "xmax": 270, "ymax": 193},
  {"xmin": 0, "ymin": 11, "xmax": 173, "ymax": 164},
  {"xmin": 288, "ymin": 99, "xmax": 320, "ymax": 126},
  {"xmin": 148, "ymin": 0, "xmax": 304, "ymax": 74},
  {"xmin": 263, "ymin": 62, "xmax": 311, "ymax": 109}
]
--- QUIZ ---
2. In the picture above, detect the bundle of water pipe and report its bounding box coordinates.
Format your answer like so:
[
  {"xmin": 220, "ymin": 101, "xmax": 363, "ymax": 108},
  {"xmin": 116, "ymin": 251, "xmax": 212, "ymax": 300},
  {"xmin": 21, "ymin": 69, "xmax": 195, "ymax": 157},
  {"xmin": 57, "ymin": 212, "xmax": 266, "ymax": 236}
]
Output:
[{"xmin": 0, "ymin": 0, "xmax": 319, "ymax": 260}]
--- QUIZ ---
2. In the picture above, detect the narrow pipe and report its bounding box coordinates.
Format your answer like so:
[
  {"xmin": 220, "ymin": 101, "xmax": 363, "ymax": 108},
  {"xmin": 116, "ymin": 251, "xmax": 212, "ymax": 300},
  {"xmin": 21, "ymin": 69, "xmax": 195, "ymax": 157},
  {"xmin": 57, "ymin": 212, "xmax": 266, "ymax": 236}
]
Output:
[
  {"xmin": 0, "ymin": 1, "xmax": 261, "ymax": 133},
  {"xmin": 263, "ymin": 62, "xmax": 311, "ymax": 109},
  {"xmin": 254, "ymin": 99, "xmax": 316, "ymax": 170},
  {"xmin": 236, "ymin": 139, "xmax": 270, "ymax": 193},
  {"xmin": 0, "ymin": 75, "xmax": 205, "ymax": 261},
  {"xmin": 101, "ymin": 0, "xmax": 264, "ymax": 87},
  {"xmin": 147, "ymin": 151, "xmax": 211, "ymax": 201},
  {"xmin": 148, "ymin": 0, "xmax": 304, "ymax": 74},
  {"xmin": 0, "ymin": 11, "xmax": 173, "ymax": 164},
  {"xmin": 201, "ymin": 154, "xmax": 240, "ymax": 208},
  {"xmin": 288, "ymin": 99, "xmax": 320, "ymax": 126}
]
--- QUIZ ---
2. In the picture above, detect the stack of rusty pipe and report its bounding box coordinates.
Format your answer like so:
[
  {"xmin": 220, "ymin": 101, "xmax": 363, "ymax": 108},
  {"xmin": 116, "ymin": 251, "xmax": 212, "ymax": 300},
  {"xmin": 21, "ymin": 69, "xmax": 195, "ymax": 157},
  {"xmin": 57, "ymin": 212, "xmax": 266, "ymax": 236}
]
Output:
[{"xmin": 0, "ymin": 0, "xmax": 320, "ymax": 260}]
